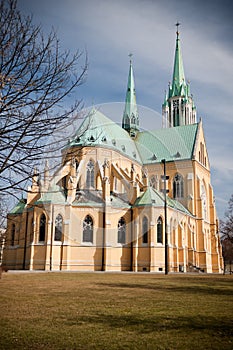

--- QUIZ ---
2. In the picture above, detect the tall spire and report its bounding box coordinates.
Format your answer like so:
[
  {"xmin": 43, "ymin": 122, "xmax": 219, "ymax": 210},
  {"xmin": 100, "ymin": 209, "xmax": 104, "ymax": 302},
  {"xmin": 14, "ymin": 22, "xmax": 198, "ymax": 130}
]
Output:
[
  {"xmin": 162, "ymin": 24, "xmax": 197, "ymax": 128},
  {"xmin": 122, "ymin": 54, "xmax": 139, "ymax": 137},
  {"xmin": 170, "ymin": 22, "xmax": 186, "ymax": 97}
]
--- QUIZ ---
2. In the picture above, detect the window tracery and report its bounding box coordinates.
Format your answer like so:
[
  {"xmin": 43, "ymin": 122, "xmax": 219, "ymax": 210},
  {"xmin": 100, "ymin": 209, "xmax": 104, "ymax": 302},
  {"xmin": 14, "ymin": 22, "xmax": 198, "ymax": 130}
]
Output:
[
  {"xmin": 173, "ymin": 173, "xmax": 184, "ymax": 198},
  {"xmin": 86, "ymin": 160, "xmax": 95, "ymax": 188},
  {"xmin": 39, "ymin": 214, "xmax": 46, "ymax": 242},
  {"xmin": 142, "ymin": 216, "xmax": 148, "ymax": 244},
  {"xmin": 55, "ymin": 214, "xmax": 63, "ymax": 241},
  {"xmin": 118, "ymin": 217, "xmax": 126, "ymax": 244},
  {"xmin": 157, "ymin": 216, "xmax": 163, "ymax": 243},
  {"xmin": 83, "ymin": 215, "xmax": 93, "ymax": 243}
]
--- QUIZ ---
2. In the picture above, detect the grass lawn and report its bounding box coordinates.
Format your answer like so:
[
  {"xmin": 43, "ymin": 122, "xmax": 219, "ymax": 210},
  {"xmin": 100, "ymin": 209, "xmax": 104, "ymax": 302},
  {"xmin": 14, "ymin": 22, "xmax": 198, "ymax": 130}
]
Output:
[{"xmin": 0, "ymin": 272, "xmax": 233, "ymax": 350}]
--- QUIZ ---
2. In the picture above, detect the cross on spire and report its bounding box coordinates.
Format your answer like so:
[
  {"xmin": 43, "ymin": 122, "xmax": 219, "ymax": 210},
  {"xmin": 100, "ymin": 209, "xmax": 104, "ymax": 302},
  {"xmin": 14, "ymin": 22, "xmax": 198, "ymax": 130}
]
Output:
[
  {"xmin": 175, "ymin": 22, "xmax": 180, "ymax": 38},
  {"xmin": 129, "ymin": 53, "xmax": 133, "ymax": 63}
]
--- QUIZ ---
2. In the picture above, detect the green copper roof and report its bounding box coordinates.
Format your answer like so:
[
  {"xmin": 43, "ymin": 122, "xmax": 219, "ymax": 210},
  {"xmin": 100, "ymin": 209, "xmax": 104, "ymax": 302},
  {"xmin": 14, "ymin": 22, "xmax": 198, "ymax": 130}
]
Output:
[
  {"xmin": 163, "ymin": 31, "xmax": 196, "ymax": 124},
  {"xmin": 134, "ymin": 187, "xmax": 192, "ymax": 215},
  {"xmin": 135, "ymin": 123, "xmax": 198, "ymax": 164},
  {"xmin": 35, "ymin": 184, "xmax": 66, "ymax": 205},
  {"xmin": 122, "ymin": 59, "xmax": 139, "ymax": 135},
  {"xmin": 10, "ymin": 199, "xmax": 26, "ymax": 214},
  {"xmin": 68, "ymin": 109, "xmax": 142, "ymax": 163},
  {"xmin": 134, "ymin": 187, "xmax": 165, "ymax": 207},
  {"xmin": 68, "ymin": 109, "xmax": 198, "ymax": 165},
  {"xmin": 166, "ymin": 196, "xmax": 192, "ymax": 215},
  {"xmin": 170, "ymin": 32, "xmax": 186, "ymax": 96},
  {"xmin": 162, "ymin": 90, "xmax": 169, "ymax": 107}
]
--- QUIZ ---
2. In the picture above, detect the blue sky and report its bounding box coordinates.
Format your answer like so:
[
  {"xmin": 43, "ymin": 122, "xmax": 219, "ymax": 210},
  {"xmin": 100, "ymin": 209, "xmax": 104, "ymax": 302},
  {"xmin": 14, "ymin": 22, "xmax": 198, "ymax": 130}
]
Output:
[{"xmin": 18, "ymin": 0, "xmax": 233, "ymax": 219}]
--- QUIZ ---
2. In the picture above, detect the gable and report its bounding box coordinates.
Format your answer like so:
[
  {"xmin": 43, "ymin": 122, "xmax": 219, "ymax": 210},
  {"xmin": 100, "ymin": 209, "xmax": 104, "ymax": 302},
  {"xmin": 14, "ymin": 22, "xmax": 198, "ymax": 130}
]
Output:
[{"xmin": 192, "ymin": 120, "xmax": 210, "ymax": 170}]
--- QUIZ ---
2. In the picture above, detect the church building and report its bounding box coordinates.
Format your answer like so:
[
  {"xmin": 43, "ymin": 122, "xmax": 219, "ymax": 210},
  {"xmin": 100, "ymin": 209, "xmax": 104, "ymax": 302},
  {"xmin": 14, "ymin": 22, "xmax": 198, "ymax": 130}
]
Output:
[{"xmin": 3, "ymin": 28, "xmax": 223, "ymax": 273}]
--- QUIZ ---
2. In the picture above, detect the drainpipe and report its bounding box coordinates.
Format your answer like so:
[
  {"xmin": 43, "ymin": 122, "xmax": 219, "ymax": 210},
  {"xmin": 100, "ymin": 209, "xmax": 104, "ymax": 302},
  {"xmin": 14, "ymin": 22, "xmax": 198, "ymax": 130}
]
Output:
[
  {"xmin": 23, "ymin": 208, "xmax": 29, "ymax": 270},
  {"xmin": 50, "ymin": 205, "xmax": 54, "ymax": 271},
  {"xmin": 60, "ymin": 236, "xmax": 64, "ymax": 271},
  {"xmin": 130, "ymin": 207, "xmax": 133, "ymax": 271},
  {"xmin": 161, "ymin": 159, "xmax": 169, "ymax": 275},
  {"xmin": 101, "ymin": 205, "xmax": 105, "ymax": 271}
]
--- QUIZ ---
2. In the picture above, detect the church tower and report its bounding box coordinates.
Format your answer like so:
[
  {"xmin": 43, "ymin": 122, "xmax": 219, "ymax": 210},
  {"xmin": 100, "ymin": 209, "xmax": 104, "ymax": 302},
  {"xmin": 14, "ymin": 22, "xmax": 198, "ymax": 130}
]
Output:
[
  {"xmin": 162, "ymin": 23, "xmax": 197, "ymax": 128},
  {"xmin": 122, "ymin": 55, "xmax": 139, "ymax": 137}
]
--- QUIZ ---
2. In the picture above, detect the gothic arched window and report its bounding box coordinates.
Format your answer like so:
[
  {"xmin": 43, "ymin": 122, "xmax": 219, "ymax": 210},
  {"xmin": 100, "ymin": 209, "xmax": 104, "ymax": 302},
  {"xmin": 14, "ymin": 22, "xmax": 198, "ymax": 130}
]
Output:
[
  {"xmin": 114, "ymin": 177, "xmax": 117, "ymax": 192},
  {"xmin": 118, "ymin": 217, "xmax": 126, "ymax": 244},
  {"xmin": 157, "ymin": 216, "xmax": 163, "ymax": 244},
  {"xmin": 55, "ymin": 214, "xmax": 63, "ymax": 241},
  {"xmin": 131, "ymin": 115, "xmax": 136, "ymax": 124},
  {"xmin": 150, "ymin": 175, "xmax": 158, "ymax": 190},
  {"xmin": 201, "ymin": 182, "xmax": 208, "ymax": 221},
  {"xmin": 75, "ymin": 159, "xmax": 79, "ymax": 172},
  {"xmin": 39, "ymin": 214, "xmax": 46, "ymax": 242},
  {"xmin": 62, "ymin": 176, "xmax": 68, "ymax": 198},
  {"xmin": 11, "ymin": 224, "xmax": 15, "ymax": 246},
  {"xmin": 142, "ymin": 216, "xmax": 148, "ymax": 244},
  {"xmin": 173, "ymin": 99, "xmax": 179, "ymax": 126},
  {"xmin": 83, "ymin": 215, "xmax": 93, "ymax": 243},
  {"xmin": 173, "ymin": 173, "xmax": 184, "ymax": 199},
  {"xmin": 86, "ymin": 160, "xmax": 95, "ymax": 188}
]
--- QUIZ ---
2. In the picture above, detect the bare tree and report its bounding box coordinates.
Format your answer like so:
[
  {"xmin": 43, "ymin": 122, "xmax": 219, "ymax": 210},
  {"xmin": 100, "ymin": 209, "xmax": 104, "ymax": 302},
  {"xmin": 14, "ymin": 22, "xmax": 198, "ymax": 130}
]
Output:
[
  {"xmin": 220, "ymin": 194, "xmax": 233, "ymax": 243},
  {"xmin": 0, "ymin": 195, "xmax": 8, "ymax": 269},
  {"xmin": 220, "ymin": 194, "xmax": 233, "ymax": 273},
  {"xmin": 0, "ymin": 0, "xmax": 88, "ymax": 202}
]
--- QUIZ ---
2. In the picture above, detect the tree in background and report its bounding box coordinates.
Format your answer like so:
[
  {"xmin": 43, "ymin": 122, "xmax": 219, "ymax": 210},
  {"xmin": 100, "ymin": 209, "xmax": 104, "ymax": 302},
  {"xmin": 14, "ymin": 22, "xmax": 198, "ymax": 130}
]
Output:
[
  {"xmin": 0, "ymin": 0, "xmax": 88, "ymax": 205},
  {"xmin": 220, "ymin": 194, "xmax": 233, "ymax": 274}
]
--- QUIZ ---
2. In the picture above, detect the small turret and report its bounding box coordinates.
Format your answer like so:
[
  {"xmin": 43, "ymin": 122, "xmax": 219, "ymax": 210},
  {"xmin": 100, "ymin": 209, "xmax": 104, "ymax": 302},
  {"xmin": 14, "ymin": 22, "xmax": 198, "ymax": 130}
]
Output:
[
  {"xmin": 43, "ymin": 160, "xmax": 49, "ymax": 190},
  {"xmin": 102, "ymin": 160, "xmax": 111, "ymax": 202},
  {"xmin": 32, "ymin": 167, "xmax": 40, "ymax": 190}
]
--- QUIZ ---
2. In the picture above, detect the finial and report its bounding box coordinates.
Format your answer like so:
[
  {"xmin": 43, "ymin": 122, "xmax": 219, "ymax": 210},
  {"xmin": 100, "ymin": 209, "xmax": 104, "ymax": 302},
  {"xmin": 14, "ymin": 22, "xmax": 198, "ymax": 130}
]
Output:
[
  {"xmin": 129, "ymin": 53, "xmax": 133, "ymax": 63},
  {"xmin": 45, "ymin": 160, "xmax": 49, "ymax": 169},
  {"xmin": 175, "ymin": 21, "xmax": 180, "ymax": 38}
]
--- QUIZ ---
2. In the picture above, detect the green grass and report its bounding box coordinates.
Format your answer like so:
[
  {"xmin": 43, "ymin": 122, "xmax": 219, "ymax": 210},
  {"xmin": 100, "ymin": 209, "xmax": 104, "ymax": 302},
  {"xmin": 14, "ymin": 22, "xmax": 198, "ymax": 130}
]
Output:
[{"xmin": 0, "ymin": 272, "xmax": 233, "ymax": 350}]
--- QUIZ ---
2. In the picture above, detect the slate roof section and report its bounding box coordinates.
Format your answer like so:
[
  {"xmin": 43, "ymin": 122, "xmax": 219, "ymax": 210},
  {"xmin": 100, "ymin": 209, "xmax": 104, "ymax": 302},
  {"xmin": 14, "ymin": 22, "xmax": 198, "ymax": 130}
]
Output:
[
  {"xmin": 110, "ymin": 194, "xmax": 131, "ymax": 209},
  {"xmin": 72, "ymin": 190, "xmax": 130, "ymax": 209},
  {"xmin": 73, "ymin": 190, "xmax": 104, "ymax": 207}
]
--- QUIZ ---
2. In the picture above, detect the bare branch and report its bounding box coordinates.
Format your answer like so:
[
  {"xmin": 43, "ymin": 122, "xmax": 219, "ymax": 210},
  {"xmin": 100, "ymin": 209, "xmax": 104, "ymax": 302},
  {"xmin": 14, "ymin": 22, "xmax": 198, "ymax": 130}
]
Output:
[{"xmin": 0, "ymin": 0, "xmax": 88, "ymax": 207}]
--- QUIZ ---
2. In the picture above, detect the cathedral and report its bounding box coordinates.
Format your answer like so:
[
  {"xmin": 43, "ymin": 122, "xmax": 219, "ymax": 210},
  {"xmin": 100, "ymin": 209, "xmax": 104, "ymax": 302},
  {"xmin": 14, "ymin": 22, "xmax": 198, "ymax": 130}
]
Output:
[{"xmin": 3, "ymin": 28, "xmax": 223, "ymax": 273}]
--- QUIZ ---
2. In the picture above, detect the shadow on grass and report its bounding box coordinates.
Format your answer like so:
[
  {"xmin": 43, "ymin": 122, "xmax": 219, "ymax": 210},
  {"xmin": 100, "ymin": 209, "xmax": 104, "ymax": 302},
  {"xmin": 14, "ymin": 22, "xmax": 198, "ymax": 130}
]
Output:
[
  {"xmin": 95, "ymin": 282, "xmax": 233, "ymax": 296},
  {"xmin": 64, "ymin": 313, "xmax": 233, "ymax": 338}
]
